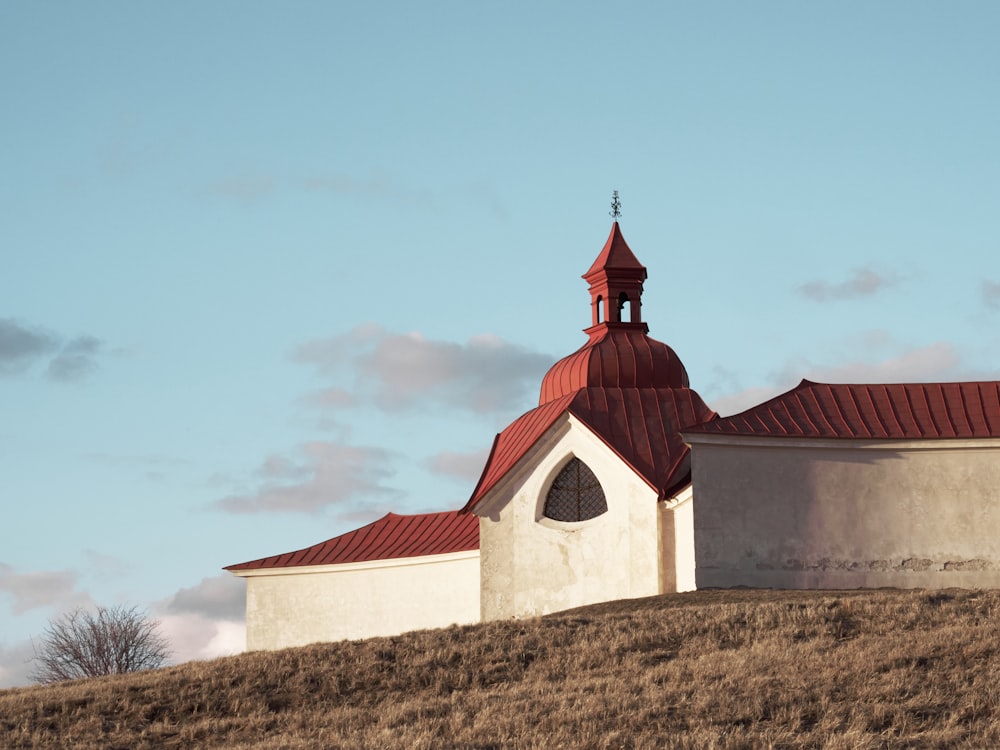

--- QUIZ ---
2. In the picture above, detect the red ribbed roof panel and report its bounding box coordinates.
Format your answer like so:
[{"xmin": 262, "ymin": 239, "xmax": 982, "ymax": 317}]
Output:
[
  {"xmin": 569, "ymin": 387, "xmax": 717, "ymax": 497},
  {"xmin": 464, "ymin": 387, "xmax": 717, "ymax": 511},
  {"xmin": 539, "ymin": 328, "xmax": 689, "ymax": 404},
  {"xmin": 225, "ymin": 510, "xmax": 479, "ymax": 571},
  {"xmin": 685, "ymin": 380, "xmax": 1000, "ymax": 439},
  {"xmin": 462, "ymin": 393, "xmax": 577, "ymax": 511}
]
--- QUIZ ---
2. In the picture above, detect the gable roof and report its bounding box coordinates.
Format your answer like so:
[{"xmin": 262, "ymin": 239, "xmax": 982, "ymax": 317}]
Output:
[
  {"xmin": 225, "ymin": 510, "xmax": 478, "ymax": 571},
  {"xmin": 684, "ymin": 379, "xmax": 1000, "ymax": 440},
  {"xmin": 464, "ymin": 386, "xmax": 717, "ymax": 511}
]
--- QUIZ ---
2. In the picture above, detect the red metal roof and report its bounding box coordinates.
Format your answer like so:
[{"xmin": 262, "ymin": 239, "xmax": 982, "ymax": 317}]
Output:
[
  {"xmin": 540, "ymin": 327, "xmax": 690, "ymax": 403},
  {"xmin": 684, "ymin": 379, "xmax": 1000, "ymax": 440},
  {"xmin": 464, "ymin": 221, "xmax": 717, "ymax": 512},
  {"xmin": 583, "ymin": 221, "xmax": 647, "ymax": 280},
  {"xmin": 225, "ymin": 510, "xmax": 479, "ymax": 571},
  {"xmin": 464, "ymin": 386, "xmax": 717, "ymax": 510}
]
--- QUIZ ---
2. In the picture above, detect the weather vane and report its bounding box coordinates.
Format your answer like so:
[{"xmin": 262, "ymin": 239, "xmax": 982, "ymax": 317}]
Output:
[{"xmin": 610, "ymin": 190, "xmax": 621, "ymax": 220}]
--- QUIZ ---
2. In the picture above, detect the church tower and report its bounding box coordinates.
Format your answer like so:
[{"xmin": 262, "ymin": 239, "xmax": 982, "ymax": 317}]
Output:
[
  {"xmin": 466, "ymin": 211, "xmax": 716, "ymax": 620},
  {"xmin": 583, "ymin": 220, "xmax": 648, "ymax": 328}
]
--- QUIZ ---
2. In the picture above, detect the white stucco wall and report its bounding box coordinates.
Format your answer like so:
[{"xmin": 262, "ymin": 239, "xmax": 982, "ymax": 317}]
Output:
[
  {"xmin": 476, "ymin": 415, "xmax": 663, "ymax": 621},
  {"xmin": 234, "ymin": 551, "xmax": 480, "ymax": 651},
  {"xmin": 661, "ymin": 486, "xmax": 697, "ymax": 593},
  {"xmin": 687, "ymin": 435, "xmax": 1000, "ymax": 589}
]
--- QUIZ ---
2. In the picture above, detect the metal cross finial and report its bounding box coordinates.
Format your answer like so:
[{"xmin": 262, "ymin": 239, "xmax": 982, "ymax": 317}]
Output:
[{"xmin": 610, "ymin": 190, "xmax": 621, "ymax": 220}]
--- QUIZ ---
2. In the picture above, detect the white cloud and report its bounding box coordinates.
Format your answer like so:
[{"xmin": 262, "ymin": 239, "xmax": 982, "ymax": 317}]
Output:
[
  {"xmin": 798, "ymin": 267, "xmax": 898, "ymax": 302},
  {"xmin": 156, "ymin": 613, "xmax": 245, "ymax": 664},
  {"xmin": 777, "ymin": 342, "xmax": 961, "ymax": 385},
  {"xmin": 152, "ymin": 575, "xmax": 247, "ymax": 664},
  {"xmin": 162, "ymin": 574, "xmax": 245, "ymax": 622},
  {"xmin": 709, "ymin": 385, "xmax": 789, "ymax": 418},
  {"xmin": 294, "ymin": 324, "xmax": 550, "ymax": 415},
  {"xmin": 708, "ymin": 341, "xmax": 966, "ymax": 417},
  {"xmin": 0, "ymin": 640, "xmax": 36, "ymax": 689},
  {"xmin": 216, "ymin": 440, "xmax": 402, "ymax": 514},
  {"xmin": 0, "ymin": 563, "xmax": 91, "ymax": 615}
]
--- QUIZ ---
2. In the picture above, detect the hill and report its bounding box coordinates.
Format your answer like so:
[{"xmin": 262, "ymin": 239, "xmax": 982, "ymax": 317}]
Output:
[{"xmin": 3, "ymin": 588, "xmax": 1000, "ymax": 749}]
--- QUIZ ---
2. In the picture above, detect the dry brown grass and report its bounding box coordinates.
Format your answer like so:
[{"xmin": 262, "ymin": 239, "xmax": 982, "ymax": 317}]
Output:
[{"xmin": 4, "ymin": 588, "xmax": 1000, "ymax": 749}]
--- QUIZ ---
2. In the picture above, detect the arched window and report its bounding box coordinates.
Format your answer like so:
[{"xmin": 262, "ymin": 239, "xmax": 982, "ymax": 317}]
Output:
[
  {"xmin": 543, "ymin": 458, "xmax": 608, "ymax": 522},
  {"xmin": 618, "ymin": 292, "xmax": 631, "ymax": 322},
  {"xmin": 596, "ymin": 295, "xmax": 604, "ymax": 323}
]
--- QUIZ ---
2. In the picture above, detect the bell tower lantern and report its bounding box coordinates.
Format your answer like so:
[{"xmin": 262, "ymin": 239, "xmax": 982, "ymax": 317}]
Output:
[{"xmin": 582, "ymin": 220, "xmax": 649, "ymax": 331}]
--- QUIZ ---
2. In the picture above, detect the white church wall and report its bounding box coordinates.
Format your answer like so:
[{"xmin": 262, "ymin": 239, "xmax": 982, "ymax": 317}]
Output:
[
  {"xmin": 662, "ymin": 486, "xmax": 697, "ymax": 593},
  {"xmin": 476, "ymin": 415, "xmax": 662, "ymax": 621},
  {"xmin": 236, "ymin": 551, "xmax": 480, "ymax": 651},
  {"xmin": 688, "ymin": 436, "xmax": 1000, "ymax": 589}
]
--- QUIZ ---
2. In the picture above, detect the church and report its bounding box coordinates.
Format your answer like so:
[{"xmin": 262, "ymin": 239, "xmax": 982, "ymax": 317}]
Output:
[{"xmin": 227, "ymin": 219, "xmax": 1000, "ymax": 651}]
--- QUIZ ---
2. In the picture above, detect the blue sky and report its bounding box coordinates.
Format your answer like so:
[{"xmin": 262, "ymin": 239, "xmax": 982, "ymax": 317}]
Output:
[{"xmin": 2, "ymin": 1, "xmax": 998, "ymax": 686}]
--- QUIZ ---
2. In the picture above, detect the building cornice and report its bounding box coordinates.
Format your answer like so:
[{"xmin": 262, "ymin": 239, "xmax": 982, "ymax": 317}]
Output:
[
  {"xmin": 682, "ymin": 432, "xmax": 1000, "ymax": 452},
  {"xmin": 229, "ymin": 549, "xmax": 480, "ymax": 578}
]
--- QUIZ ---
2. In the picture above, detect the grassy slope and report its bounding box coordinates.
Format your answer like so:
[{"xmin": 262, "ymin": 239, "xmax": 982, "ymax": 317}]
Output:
[{"xmin": 3, "ymin": 588, "xmax": 1000, "ymax": 749}]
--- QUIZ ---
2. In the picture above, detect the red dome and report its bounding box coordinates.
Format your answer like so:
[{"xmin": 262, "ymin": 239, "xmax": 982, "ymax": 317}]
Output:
[{"xmin": 539, "ymin": 325, "xmax": 690, "ymax": 404}]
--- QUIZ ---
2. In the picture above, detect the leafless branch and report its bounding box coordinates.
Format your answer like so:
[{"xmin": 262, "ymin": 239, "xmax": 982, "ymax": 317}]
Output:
[{"xmin": 30, "ymin": 605, "xmax": 170, "ymax": 683}]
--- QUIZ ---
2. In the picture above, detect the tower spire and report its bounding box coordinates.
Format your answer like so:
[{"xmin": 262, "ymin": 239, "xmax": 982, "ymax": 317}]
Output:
[{"xmin": 583, "ymin": 220, "xmax": 648, "ymax": 330}]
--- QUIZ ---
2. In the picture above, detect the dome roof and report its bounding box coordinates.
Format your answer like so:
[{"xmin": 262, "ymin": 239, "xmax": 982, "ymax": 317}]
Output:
[{"xmin": 539, "ymin": 325, "xmax": 690, "ymax": 404}]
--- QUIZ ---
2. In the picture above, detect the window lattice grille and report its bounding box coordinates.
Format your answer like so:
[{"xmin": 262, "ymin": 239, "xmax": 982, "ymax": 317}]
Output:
[{"xmin": 544, "ymin": 458, "xmax": 607, "ymax": 522}]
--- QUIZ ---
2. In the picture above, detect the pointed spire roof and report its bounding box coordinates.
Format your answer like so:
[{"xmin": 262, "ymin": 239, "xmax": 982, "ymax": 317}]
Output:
[{"xmin": 583, "ymin": 222, "xmax": 647, "ymax": 281}]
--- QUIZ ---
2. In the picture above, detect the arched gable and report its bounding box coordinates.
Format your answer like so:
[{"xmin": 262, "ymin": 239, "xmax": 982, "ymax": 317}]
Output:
[{"xmin": 477, "ymin": 413, "xmax": 662, "ymax": 621}]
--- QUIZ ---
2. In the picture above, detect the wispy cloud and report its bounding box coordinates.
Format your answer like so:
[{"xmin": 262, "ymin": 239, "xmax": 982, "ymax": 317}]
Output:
[
  {"xmin": 0, "ymin": 319, "xmax": 108, "ymax": 381},
  {"xmin": 425, "ymin": 449, "xmax": 490, "ymax": 482},
  {"xmin": 82, "ymin": 550, "xmax": 132, "ymax": 581},
  {"xmin": 0, "ymin": 318, "xmax": 57, "ymax": 374},
  {"xmin": 798, "ymin": 267, "xmax": 898, "ymax": 302},
  {"xmin": 709, "ymin": 340, "xmax": 966, "ymax": 417},
  {"xmin": 790, "ymin": 342, "xmax": 961, "ymax": 384},
  {"xmin": 205, "ymin": 170, "xmax": 430, "ymax": 207},
  {"xmin": 47, "ymin": 335, "xmax": 105, "ymax": 381},
  {"xmin": 206, "ymin": 174, "xmax": 277, "ymax": 204},
  {"xmin": 982, "ymin": 280, "xmax": 1000, "ymax": 311},
  {"xmin": 299, "ymin": 171, "xmax": 431, "ymax": 206},
  {"xmin": 0, "ymin": 563, "xmax": 91, "ymax": 616},
  {"xmin": 215, "ymin": 440, "xmax": 402, "ymax": 515},
  {"xmin": 295, "ymin": 324, "xmax": 551, "ymax": 415},
  {"xmin": 299, "ymin": 387, "xmax": 357, "ymax": 410},
  {"xmin": 458, "ymin": 180, "xmax": 509, "ymax": 222}
]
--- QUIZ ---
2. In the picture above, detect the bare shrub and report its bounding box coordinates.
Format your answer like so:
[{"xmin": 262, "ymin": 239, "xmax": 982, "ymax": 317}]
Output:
[{"xmin": 30, "ymin": 605, "xmax": 170, "ymax": 684}]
